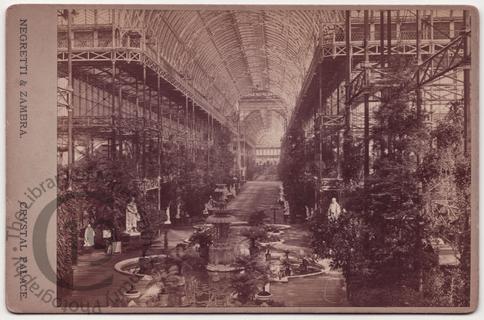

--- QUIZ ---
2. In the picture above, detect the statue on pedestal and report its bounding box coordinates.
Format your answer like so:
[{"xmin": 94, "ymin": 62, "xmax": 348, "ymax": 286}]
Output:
[
  {"xmin": 203, "ymin": 202, "xmax": 210, "ymax": 216},
  {"xmin": 175, "ymin": 201, "xmax": 181, "ymax": 220},
  {"xmin": 164, "ymin": 203, "xmax": 172, "ymax": 224},
  {"xmin": 328, "ymin": 197, "xmax": 341, "ymax": 220},
  {"xmin": 125, "ymin": 197, "xmax": 141, "ymax": 234},
  {"xmin": 84, "ymin": 224, "xmax": 95, "ymax": 248}
]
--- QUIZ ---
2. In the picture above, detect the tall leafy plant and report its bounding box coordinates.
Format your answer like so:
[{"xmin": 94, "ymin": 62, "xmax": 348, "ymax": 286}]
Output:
[{"xmin": 418, "ymin": 101, "xmax": 471, "ymax": 306}]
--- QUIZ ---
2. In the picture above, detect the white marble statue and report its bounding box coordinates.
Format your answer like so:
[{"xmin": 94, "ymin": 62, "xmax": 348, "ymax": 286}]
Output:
[
  {"xmin": 164, "ymin": 203, "xmax": 172, "ymax": 224},
  {"xmin": 176, "ymin": 202, "xmax": 181, "ymax": 219},
  {"xmin": 283, "ymin": 200, "xmax": 290, "ymax": 224},
  {"xmin": 328, "ymin": 197, "xmax": 342, "ymax": 219},
  {"xmin": 125, "ymin": 197, "xmax": 141, "ymax": 233},
  {"xmin": 84, "ymin": 224, "xmax": 95, "ymax": 247},
  {"xmin": 203, "ymin": 202, "xmax": 210, "ymax": 216}
]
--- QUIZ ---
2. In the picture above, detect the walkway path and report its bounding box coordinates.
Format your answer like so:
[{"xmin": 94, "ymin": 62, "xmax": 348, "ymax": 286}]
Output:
[
  {"xmin": 227, "ymin": 180, "xmax": 282, "ymax": 222},
  {"xmin": 226, "ymin": 179, "xmax": 349, "ymax": 307}
]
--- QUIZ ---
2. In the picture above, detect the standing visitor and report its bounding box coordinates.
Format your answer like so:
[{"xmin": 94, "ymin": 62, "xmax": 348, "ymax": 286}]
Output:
[
  {"xmin": 265, "ymin": 247, "xmax": 272, "ymax": 261},
  {"xmin": 305, "ymin": 205, "xmax": 310, "ymax": 220},
  {"xmin": 102, "ymin": 225, "xmax": 112, "ymax": 255}
]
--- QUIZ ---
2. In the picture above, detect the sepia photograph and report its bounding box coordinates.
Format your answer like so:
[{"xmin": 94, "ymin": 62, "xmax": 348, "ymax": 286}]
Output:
[{"xmin": 50, "ymin": 6, "xmax": 476, "ymax": 311}]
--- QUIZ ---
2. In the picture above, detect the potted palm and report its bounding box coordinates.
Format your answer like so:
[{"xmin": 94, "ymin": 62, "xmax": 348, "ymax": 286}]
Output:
[
  {"xmin": 241, "ymin": 227, "xmax": 267, "ymax": 257},
  {"xmin": 231, "ymin": 256, "xmax": 270, "ymax": 304},
  {"xmin": 188, "ymin": 228, "xmax": 213, "ymax": 263}
]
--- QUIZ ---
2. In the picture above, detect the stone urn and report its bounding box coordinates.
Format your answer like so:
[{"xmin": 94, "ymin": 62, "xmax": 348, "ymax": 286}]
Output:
[{"xmin": 255, "ymin": 291, "xmax": 272, "ymax": 302}]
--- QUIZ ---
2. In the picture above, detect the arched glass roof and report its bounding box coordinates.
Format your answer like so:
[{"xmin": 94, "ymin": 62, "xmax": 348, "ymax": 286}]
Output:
[{"xmin": 117, "ymin": 9, "xmax": 345, "ymax": 115}]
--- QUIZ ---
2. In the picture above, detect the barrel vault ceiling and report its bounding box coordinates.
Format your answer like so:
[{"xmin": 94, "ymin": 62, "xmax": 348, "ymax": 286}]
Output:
[{"xmin": 117, "ymin": 9, "xmax": 344, "ymax": 115}]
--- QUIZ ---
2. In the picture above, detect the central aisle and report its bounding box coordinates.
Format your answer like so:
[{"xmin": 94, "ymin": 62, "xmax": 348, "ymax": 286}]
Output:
[
  {"xmin": 227, "ymin": 181, "xmax": 281, "ymax": 222},
  {"xmin": 225, "ymin": 180, "xmax": 349, "ymax": 307}
]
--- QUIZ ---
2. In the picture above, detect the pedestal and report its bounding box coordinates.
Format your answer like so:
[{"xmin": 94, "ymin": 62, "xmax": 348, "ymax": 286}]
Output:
[
  {"xmin": 121, "ymin": 232, "xmax": 142, "ymax": 251},
  {"xmin": 208, "ymin": 242, "xmax": 234, "ymax": 266}
]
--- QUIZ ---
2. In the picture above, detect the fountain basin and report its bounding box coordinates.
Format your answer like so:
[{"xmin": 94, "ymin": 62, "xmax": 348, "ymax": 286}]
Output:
[
  {"xmin": 258, "ymin": 239, "xmax": 284, "ymax": 247},
  {"xmin": 206, "ymin": 264, "xmax": 243, "ymax": 272},
  {"xmin": 266, "ymin": 224, "xmax": 291, "ymax": 230},
  {"xmin": 114, "ymin": 254, "xmax": 168, "ymax": 277}
]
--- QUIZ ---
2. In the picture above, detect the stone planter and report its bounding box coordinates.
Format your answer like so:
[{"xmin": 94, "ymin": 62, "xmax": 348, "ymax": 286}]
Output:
[
  {"xmin": 254, "ymin": 291, "xmax": 272, "ymax": 302},
  {"xmin": 123, "ymin": 289, "xmax": 141, "ymax": 299},
  {"xmin": 158, "ymin": 293, "xmax": 168, "ymax": 307},
  {"xmin": 112, "ymin": 241, "xmax": 122, "ymax": 254}
]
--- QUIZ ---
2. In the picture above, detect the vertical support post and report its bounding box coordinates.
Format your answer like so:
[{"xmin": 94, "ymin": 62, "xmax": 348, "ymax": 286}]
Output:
[
  {"xmin": 157, "ymin": 76, "xmax": 162, "ymax": 213},
  {"xmin": 378, "ymin": 10, "xmax": 386, "ymax": 157},
  {"xmin": 66, "ymin": 9, "xmax": 74, "ymax": 190},
  {"xmin": 387, "ymin": 10, "xmax": 392, "ymax": 62},
  {"xmin": 380, "ymin": 11, "xmax": 385, "ymax": 67},
  {"xmin": 336, "ymin": 84, "xmax": 342, "ymax": 180},
  {"xmin": 336, "ymin": 85, "xmax": 340, "ymax": 114},
  {"xmin": 135, "ymin": 75, "xmax": 139, "ymax": 118},
  {"xmin": 415, "ymin": 10, "xmax": 426, "ymax": 293},
  {"xmin": 93, "ymin": 29, "xmax": 99, "ymax": 47},
  {"xmin": 118, "ymin": 85, "xmax": 123, "ymax": 155},
  {"xmin": 461, "ymin": 9, "xmax": 471, "ymax": 300},
  {"xmin": 449, "ymin": 12, "xmax": 455, "ymax": 38},
  {"xmin": 336, "ymin": 131, "xmax": 341, "ymax": 179},
  {"xmin": 185, "ymin": 96, "xmax": 189, "ymax": 148},
  {"xmin": 344, "ymin": 10, "xmax": 352, "ymax": 137},
  {"xmin": 142, "ymin": 65, "xmax": 147, "ymax": 178},
  {"xmin": 148, "ymin": 86, "xmax": 152, "ymax": 121},
  {"xmin": 111, "ymin": 9, "xmax": 116, "ymax": 48},
  {"xmin": 134, "ymin": 74, "xmax": 139, "ymax": 176},
  {"xmin": 111, "ymin": 61, "xmax": 117, "ymax": 160},
  {"xmin": 416, "ymin": 10, "xmax": 423, "ymax": 121},
  {"xmin": 363, "ymin": 10, "xmax": 370, "ymax": 182},
  {"xmin": 192, "ymin": 99, "xmax": 196, "ymax": 160},
  {"xmin": 207, "ymin": 112, "xmax": 211, "ymax": 167},
  {"xmin": 463, "ymin": 10, "xmax": 471, "ymax": 156},
  {"xmin": 117, "ymin": 82, "xmax": 122, "ymax": 118},
  {"xmin": 370, "ymin": 10, "xmax": 375, "ymax": 41},
  {"xmin": 211, "ymin": 112, "xmax": 214, "ymax": 146},
  {"xmin": 148, "ymin": 84, "xmax": 152, "ymax": 173},
  {"xmin": 387, "ymin": 10, "xmax": 393, "ymax": 156},
  {"xmin": 243, "ymin": 140, "xmax": 247, "ymax": 179},
  {"xmin": 236, "ymin": 113, "xmax": 241, "ymax": 176},
  {"xmin": 178, "ymin": 104, "xmax": 182, "ymax": 144},
  {"xmin": 317, "ymin": 63, "xmax": 323, "ymax": 209}
]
